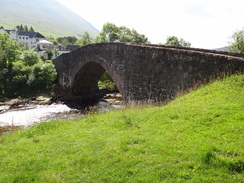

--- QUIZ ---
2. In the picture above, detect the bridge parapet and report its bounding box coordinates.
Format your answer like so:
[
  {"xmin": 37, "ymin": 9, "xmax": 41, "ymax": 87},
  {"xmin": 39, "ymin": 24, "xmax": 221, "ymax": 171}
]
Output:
[{"xmin": 53, "ymin": 42, "xmax": 244, "ymax": 104}]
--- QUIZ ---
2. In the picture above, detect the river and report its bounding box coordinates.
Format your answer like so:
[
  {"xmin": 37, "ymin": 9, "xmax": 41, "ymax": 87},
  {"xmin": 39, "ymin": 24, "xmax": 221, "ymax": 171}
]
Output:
[{"xmin": 0, "ymin": 93, "xmax": 124, "ymax": 128}]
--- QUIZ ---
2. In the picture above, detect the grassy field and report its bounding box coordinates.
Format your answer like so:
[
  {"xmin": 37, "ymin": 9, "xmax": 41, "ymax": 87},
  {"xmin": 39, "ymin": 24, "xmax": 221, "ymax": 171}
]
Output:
[{"xmin": 0, "ymin": 74, "xmax": 243, "ymax": 182}]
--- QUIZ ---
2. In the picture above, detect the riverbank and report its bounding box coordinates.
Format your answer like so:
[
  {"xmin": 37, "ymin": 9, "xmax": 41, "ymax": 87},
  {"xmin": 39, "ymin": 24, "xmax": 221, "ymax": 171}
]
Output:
[
  {"xmin": 0, "ymin": 95, "xmax": 53, "ymax": 113},
  {"xmin": 0, "ymin": 74, "xmax": 243, "ymax": 182}
]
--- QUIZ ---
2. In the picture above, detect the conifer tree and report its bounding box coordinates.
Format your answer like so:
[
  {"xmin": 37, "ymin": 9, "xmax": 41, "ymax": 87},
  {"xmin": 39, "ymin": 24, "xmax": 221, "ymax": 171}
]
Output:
[
  {"xmin": 29, "ymin": 26, "xmax": 35, "ymax": 32},
  {"xmin": 24, "ymin": 25, "xmax": 28, "ymax": 32},
  {"xmin": 15, "ymin": 25, "xmax": 20, "ymax": 31},
  {"xmin": 20, "ymin": 24, "xmax": 24, "ymax": 31}
]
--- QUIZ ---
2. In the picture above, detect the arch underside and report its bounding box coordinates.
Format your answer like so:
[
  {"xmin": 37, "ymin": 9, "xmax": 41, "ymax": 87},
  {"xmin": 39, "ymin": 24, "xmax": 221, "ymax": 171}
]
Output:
[
  {"xmin": 71, "ymin": 62, "xmax": 106, "ymax": 97},
  {"xmin": 70, "ymin": 61, "xmax": 123, "ymax": 103}
]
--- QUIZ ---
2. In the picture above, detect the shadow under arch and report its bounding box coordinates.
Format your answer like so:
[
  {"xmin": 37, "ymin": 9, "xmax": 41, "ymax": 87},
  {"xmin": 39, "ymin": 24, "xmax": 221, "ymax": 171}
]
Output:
[{"xmin": 70, "ymin": 61, "xmax": 123, "ymax": 104}]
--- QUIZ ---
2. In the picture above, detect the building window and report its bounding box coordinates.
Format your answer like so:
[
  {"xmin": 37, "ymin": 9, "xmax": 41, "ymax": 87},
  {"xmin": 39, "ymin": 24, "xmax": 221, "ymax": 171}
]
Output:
[
  {"xmin": 26, "ymin": 37, "xmax": 28, "ymax": 40},
  {"xmin": 19, "ymin": 37, "xmax": 21, "ymax": 39},
  {"xmin": 23, "ymin": 37, "xmax": 25, "ymax": 39}
]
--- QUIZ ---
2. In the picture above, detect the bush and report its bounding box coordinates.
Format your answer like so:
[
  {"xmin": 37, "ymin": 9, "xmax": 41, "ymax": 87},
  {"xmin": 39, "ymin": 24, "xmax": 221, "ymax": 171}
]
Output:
[
  {"xmin": 20, "ymin": 49, "xmax": 39, "ymax": 66},
  {"xmin": 28, "ymin": 60, "xmax": 57, "ymax": 91},
  {"xmin": 98, "ymin": 72, "xmax": 118, "ymax": 91},
  {"xmin": 0, "ymin": 33, "xmax": 57, "ymax": 98}
]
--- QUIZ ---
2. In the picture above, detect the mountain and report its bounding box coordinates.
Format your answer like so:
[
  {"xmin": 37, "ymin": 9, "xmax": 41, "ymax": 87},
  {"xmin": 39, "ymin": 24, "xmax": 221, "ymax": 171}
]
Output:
[
  {"xmin": 0, "ymin": 0, "xmax": 99, "ymax": 38},
  {"xmin": 214, "ymin": 47, "xmax": 231, "ymax": 51}
]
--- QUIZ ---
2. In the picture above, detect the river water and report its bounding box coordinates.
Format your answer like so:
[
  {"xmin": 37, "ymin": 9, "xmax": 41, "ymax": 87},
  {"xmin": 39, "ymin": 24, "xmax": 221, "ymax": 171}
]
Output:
[
  {"xmin": 0, "ymin": 104, "xmax": 78, "ymax": 127},
  {"xmin": 0, "ymin": 93, "xmax": 124, "ymax": 127}
]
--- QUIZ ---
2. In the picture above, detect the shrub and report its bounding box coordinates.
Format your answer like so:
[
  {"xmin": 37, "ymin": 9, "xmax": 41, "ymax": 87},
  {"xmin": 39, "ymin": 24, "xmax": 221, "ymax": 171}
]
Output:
[{"xmin": 28, "ymin": 60, "xmax": 57, "ymax": 91}]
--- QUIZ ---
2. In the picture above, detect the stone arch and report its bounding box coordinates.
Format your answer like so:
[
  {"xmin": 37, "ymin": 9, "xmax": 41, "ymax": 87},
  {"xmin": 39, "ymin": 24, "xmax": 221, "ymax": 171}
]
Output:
[
  {"xmin": 53, "ymin": 42, "xmax": 244, "ymax": 104},
  {"xmin": 70, "ymin": 61, "xmax": 125, "ymax": 102}
]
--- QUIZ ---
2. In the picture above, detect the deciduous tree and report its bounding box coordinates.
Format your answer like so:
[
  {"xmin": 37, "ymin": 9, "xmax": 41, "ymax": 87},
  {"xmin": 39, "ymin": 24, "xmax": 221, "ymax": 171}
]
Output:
[
  {"xmin": 57, "ymin": 36, "xmax": 77, "ymax": 45},
  {"xmin": 164, "ymin": 36, "xmax": 191, "ymax": 47},
  {"xmin": 76, "ymin": 31, "xmax": 93, "ymax": 46},
  {"xmin": 0, "ymin": 33, "xmax": 23, "ymax": 96},
  {"xmin": 96, "ymin": 23, "xmax": 150, "ymax": 44},
  {"xmin": 229, "ymin": 27, "xmax": 244, "ymax": 53},
  {"xmin": 0, "ymin": 33, "xmax": 57, "ymax": 98}
]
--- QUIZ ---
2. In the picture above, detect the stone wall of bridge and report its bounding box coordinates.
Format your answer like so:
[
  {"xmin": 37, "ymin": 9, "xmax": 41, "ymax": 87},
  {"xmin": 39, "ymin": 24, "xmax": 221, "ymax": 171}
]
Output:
[{"xmin": 53, "ymin": 42, "xmax": 244, "ymax": 103}]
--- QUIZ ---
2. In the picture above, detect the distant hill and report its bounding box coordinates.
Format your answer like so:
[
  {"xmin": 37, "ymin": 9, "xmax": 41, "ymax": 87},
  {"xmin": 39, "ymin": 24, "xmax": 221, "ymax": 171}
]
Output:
[
  {"xmin": 0, "ymin": 0, "xmax": 99, "ymax": 38},
  {"xmin": 214, "ymin": 47, "xmax": 231, "ymax": 51}
]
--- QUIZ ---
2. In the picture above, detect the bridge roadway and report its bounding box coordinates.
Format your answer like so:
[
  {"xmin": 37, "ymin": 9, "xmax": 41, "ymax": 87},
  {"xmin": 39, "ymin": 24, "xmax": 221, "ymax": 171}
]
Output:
[{"xmin": 53, "ymin": 42, "xmax": 244, "ymax": 103}]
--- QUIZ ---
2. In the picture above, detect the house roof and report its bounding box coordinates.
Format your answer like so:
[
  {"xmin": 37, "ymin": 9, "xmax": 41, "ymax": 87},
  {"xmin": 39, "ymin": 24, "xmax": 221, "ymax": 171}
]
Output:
[
  {"xmin": 1, "ymin": 28, "xmax": 45, "ymax": 39},
  {"xmin": 2, "ymin": 29, "xmax": 11, "ymax": 34},
  {"xmin": 17, "ymin": 31, "xmax": 46, "ymax": 38}
]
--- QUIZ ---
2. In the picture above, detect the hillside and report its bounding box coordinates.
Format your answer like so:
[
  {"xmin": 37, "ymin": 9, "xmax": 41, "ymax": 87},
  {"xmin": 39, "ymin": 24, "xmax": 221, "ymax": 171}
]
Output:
[
  {"xmin": 0, "ymin": 0, "xmax": 99, "ymax": 38},
  {"xmin": 0, "ymin": 74, "xmax": 243, "ymax": 182},
  {"xmin": 214, "ymin": 46, "xmax": 231, "ymax": 51}
]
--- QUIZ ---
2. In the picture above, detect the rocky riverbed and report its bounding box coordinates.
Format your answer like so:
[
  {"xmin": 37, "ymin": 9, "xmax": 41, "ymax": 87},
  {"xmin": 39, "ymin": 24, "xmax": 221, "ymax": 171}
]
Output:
[{"xmin": 0, "ymin": 93, "xmax": 124, "ymax": 130}]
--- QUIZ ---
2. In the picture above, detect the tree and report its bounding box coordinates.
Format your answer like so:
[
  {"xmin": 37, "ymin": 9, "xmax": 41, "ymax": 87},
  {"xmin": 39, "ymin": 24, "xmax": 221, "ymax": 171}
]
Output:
[
  {"xmin": 76, "ymin": 31, "xmax": 93, "ymax": 46},
  {"xmin": 24, "ymin": 25, "xmax": 28, "ymax": 32},
  {"xmin": 28, "ymin": 60, "xmax": 57, "ymax": 91},
  {"xmin": 15, "ymin": 25, "xmax": 20, "ymax": 31},
  {"xmin": 164, "ymin": 36, "xmax": 191, "ymax": 47},
  {"xmin": 66, "ymin": 36, "xmax": 78, "ymax": 44},
  {"xmin": 96, "ymin": 22, "xmax": 150, "ymax": 44},
  {"xmin": 0, "ymin": 33, "xmax": 57, "ymax": 98},
  {"xmin": 11, "ymin": 60, "xmax": 32, "ymax": 96},
  {"xmin": 130, "ymin": 29, "xmax": 149, "ymax": 44},
  {"xmin": 61, "ymin": 38, "xmax": 69, "ymax": 46},
  {"xmin": 97, "ymin": 23, "xmax": 121, "ymax": 42},
  {"xmin": 29, "ymin": 26, "xmax": 35, "ymax": 32},
  {"xmin": 229, "ymin": 28, "xmax": 244, "ymax": 53},
  {"xmin": 19, "ymin": 24, "xmax": 24, "ymax": 31},
  {"xmin": 50, "ymin": 40, "xmax": 58, "ymax": 45},
  {"xmin": 0, "ymin": 33, "xmax": 24, "ymax": 96},
  {"xmin": 45, "ymin": 49, "xmax": 53, "ymax": 60},
  {"xmin": 20, "ymin": 49, "xmax": 39, "ymax": 66},
  {"xmin": 57, "ymin": 36, "xmax": 77, "ymax": 45}
]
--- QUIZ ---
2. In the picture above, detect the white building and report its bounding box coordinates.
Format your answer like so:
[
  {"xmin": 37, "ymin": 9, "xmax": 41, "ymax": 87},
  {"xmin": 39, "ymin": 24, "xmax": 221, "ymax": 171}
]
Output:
[
  {"xmin": 0, "ymin": 27, "xmax": 47, "ymax": 48},
  {"xmin": 0, "ymin": 27, "xmax": 80, "ymax": 60}
]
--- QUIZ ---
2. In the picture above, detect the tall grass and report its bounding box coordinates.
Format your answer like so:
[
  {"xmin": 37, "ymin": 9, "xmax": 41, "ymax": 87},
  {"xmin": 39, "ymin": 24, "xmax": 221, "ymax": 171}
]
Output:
[{"xmin": 0, "ymin": 74, "xmax": 243, "ymax": 182}]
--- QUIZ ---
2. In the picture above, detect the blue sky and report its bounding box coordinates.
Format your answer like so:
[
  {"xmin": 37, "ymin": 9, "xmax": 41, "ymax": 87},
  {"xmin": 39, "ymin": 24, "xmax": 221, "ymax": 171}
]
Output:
[{"xmin": 56, "ymin": 0, "xmax": 244, "ymax": 49}]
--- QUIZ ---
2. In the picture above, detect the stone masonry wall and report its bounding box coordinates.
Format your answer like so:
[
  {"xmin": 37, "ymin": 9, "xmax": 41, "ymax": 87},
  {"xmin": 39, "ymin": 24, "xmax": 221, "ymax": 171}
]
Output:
[{"xmin": 53, "ymin": 42, "xmax": 244, "ymax": 103}]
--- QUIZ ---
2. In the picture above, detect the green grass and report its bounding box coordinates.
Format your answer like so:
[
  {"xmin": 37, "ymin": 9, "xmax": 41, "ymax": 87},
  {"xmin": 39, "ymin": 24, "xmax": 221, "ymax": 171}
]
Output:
[{"xmin": 0, "ymin": 74, "xmax": 243, "ymax": 182}]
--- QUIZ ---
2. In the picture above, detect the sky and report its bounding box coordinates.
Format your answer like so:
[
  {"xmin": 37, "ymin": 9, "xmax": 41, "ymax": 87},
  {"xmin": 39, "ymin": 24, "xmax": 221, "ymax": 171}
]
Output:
[{"xmin": 56, "ymin": 0, "xmax": 244, "ymax": 49}]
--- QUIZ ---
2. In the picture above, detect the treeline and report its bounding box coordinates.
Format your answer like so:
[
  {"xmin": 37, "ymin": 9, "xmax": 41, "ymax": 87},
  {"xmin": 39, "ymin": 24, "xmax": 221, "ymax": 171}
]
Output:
[
  {"xmin": 56, "ymin": 23, "xmax": 191, "ymax": 48},
  {"xmin": 47, "ymin": 23, "xmax": 151, "ymax": 46},
  {"xmin": 0, "ymin": 33, "xmax": 56, "ymax": 98},
  {"xmin": 47, "ymin": 36, "xmax": 78, "ymax": 45},
  {"xmin": 15, "ymin": 24, "xmax": 35, "ymax": 32}
]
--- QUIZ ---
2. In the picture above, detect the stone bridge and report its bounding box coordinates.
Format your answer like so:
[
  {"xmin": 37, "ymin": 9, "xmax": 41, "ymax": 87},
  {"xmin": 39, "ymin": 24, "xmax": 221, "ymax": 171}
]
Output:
[{"xmin": 53, "ymin": 42, "xmax": 244, "ymax": 103}]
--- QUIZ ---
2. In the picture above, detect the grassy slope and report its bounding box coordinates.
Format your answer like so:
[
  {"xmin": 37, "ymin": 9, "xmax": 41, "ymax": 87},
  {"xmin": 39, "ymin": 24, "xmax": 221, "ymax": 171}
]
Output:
[
  {"xmin": 0, "ymin": 74, "xmax": 243, "ymax": 182},
  {"xmin": 0, "ymin": 0, "xmax": 99, "ymax": 38}
]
